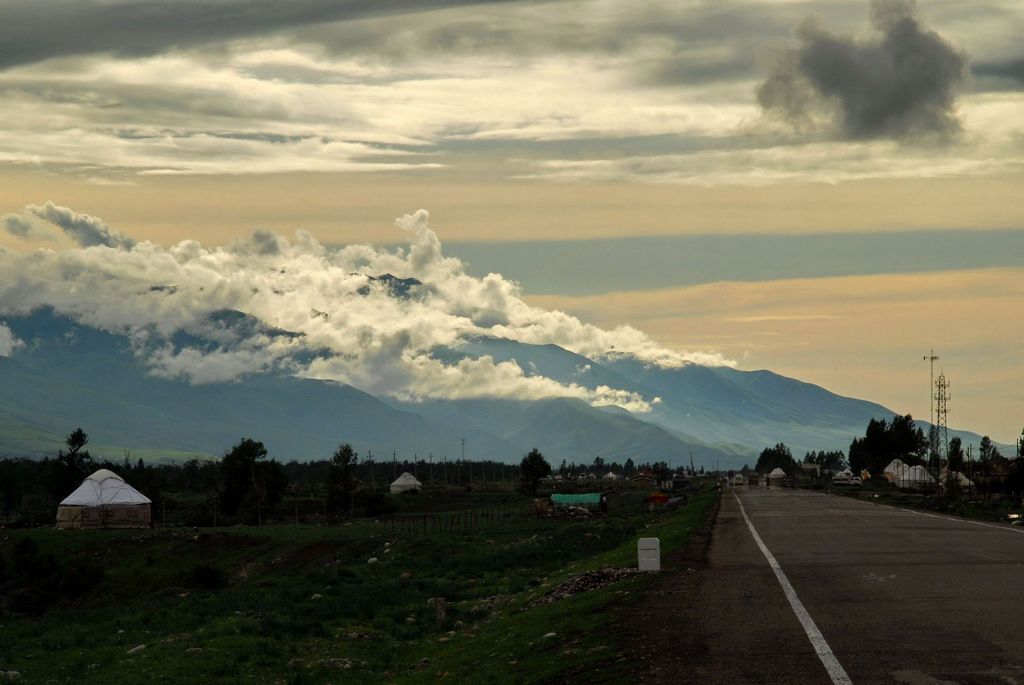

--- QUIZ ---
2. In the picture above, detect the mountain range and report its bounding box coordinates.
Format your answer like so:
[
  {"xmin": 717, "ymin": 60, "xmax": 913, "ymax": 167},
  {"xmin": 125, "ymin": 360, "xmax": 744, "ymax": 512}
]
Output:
[{"xmin": 0, "ymin": 308, "xmax": 1006, "ymax": 467}]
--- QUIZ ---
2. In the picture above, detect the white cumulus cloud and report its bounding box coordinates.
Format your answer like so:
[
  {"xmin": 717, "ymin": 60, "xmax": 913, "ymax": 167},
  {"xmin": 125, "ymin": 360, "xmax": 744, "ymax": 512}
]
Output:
[{"xmin": 0, "ymin": 206, "xmax": 732, "ymax": 408}]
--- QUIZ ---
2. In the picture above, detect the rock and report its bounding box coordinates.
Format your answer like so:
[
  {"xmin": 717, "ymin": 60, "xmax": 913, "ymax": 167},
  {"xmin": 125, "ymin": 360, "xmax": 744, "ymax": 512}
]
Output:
[
  {"xmin": 126, "ymin": 645, "xmax": 146, "ymax": 655},
  {"xmin": 0, "ymin": 671, "xmax": 21, "ymax": 681},
  {"xmin": 185, "ymin": 648, "xmax": 203, "ymax": 654},
  {"xmin": 320, "ymin": 658, "xmax": 352, "ymax": 670},
  {"xmin": 400, "ymin": 572, "xmax": 412, "ymax": 579},
  {"xmin": 367, "ymin": 557, "xmax": 379, "ymax": 565},
  {"xmin": 541, "ymin": 632, "xmax": 557, "ymax": 640},
  {"xmin": 310, "ymin": 594, "xmax": 323, "ymax": 600},
  {"xmin": 529, "ymin": 568, "xmax": 639, "ymax": 607},
  {"xmin": 405, "ymin": 617, "xmax": 416, "ymax": 624}
]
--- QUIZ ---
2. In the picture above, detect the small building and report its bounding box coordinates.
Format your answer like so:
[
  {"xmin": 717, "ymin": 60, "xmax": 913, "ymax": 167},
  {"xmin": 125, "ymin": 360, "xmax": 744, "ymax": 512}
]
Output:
[
  {"xmin": 390, "ymin": 472, "xmax": 423, "ymax": 493},
  {"xmin": 766, "ymin": 467, "xmax": 788, "ymax": 482},
  {"xmin": 56, "ymin": 469, "xmax": 152, "ymax": 529}
]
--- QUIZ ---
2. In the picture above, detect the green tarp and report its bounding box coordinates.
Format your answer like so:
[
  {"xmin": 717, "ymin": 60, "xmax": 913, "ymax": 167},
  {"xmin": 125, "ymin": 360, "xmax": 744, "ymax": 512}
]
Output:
[{"xmin": 551, "ymin": 493, "xmax": 601, "ymax": 506}]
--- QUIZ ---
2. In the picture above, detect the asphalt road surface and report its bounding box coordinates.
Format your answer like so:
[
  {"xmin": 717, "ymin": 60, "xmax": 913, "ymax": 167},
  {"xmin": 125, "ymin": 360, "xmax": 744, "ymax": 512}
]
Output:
[{"xmin": 683, "ymin": 487, "xmax": 1024, "ymax": 685}]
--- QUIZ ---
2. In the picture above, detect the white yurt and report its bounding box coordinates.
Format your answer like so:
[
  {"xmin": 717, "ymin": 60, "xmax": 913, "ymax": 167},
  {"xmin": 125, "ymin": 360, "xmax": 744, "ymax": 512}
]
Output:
[
  {"xmin": 895, "ymin": 464, "xmax": 935, "ymax": 491},
  {"xmin": 767, "ymin": 467, "xmax": 787, "ymax": 482},
  {"xmin": 602, "ymin": 471, "xmax": 619, "ymax": 480},
  {"xmin": 882, "ymin": 459, "xmax": 908, "ymax": 481},
  {"xmin": 389, "ymin": 472, "xmax": 423, "ymax": 493},
  {"xmin": 56, "ymin": 469, "xmax": 152, "ymax": 529},
  {"xmin": 940, "ymin": 469, "xmax": 975, "ymax": 489}
]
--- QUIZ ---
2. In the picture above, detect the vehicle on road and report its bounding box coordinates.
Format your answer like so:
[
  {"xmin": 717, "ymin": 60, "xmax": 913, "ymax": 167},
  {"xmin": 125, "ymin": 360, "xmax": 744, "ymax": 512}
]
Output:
[{"xmin": 832, "ymin": 470, "xmax": 862, "ymax": 487}]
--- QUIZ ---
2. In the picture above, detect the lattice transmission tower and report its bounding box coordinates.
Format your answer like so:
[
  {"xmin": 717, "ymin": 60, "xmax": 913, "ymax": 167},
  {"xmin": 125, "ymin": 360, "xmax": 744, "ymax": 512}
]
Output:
[{"xmin": 934, "ymin": 372, "xmax": 950, "ymax": 463}]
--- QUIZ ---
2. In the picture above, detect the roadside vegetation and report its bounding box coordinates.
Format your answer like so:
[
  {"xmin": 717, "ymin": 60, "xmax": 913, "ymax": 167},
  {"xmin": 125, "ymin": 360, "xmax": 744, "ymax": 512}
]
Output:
[
  {"xmin": 0, "ymin": 428, "xmax": 719, "ymax": 683},
  {"xmin": 0, "ymin": 487, "xmax": 717, "ymax": 683}
]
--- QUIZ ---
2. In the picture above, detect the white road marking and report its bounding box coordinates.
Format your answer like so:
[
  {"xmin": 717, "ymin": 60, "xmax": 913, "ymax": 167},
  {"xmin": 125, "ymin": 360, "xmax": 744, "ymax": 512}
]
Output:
[{"xmin": 733, "ymin": 491, "xmax": 853, "ymax": 685}]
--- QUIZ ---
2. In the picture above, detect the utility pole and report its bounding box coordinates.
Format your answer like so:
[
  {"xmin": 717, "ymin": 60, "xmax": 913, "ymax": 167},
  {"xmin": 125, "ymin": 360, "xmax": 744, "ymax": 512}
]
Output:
[
  {"xmin": 924, "ymin": 350, "xmax": 939, "ymax": 459},
  {"xmin": 393, "ymin": 451, "xmax": 397, "ymax": 479}
]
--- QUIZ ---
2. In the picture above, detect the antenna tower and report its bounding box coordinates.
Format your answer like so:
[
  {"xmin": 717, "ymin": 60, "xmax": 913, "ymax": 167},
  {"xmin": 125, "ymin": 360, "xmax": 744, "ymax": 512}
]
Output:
[{"xmin": 935, "ymin": 372, "xmax": 950, "ymax": 463}]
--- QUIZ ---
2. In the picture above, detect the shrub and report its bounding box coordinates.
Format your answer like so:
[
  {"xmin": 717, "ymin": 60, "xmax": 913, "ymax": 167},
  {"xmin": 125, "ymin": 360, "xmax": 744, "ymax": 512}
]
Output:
[{"xmin": 185, "ymin": 563, "xmax": 226, "ymax": 589}]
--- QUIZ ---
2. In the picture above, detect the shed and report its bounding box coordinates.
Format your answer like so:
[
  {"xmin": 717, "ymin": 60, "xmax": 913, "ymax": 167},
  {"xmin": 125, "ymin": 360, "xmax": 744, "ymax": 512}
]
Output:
[
  {"xmin": 56, "ymin": 469, "xmax": 152, "ymax": 529},
  {"xmin": 390, "ymin": 472, "xmax": 422, "ymax": 493}
]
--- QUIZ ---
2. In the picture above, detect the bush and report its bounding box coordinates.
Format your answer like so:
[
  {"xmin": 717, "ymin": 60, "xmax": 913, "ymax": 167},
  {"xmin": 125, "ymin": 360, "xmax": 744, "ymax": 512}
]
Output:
[
  {"xmin": 355, "ymin": 491, "xmax": 399, "ymax": 517},
  {"xmin": 185, "ymin": 563, "xmax": 226, "ymax": 589}
]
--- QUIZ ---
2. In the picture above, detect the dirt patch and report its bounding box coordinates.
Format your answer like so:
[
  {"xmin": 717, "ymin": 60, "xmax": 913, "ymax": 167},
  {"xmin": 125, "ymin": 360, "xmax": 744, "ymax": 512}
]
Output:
[{"xmin": 605, "ymin": 494, "xmax": 721, "ymax": 683}]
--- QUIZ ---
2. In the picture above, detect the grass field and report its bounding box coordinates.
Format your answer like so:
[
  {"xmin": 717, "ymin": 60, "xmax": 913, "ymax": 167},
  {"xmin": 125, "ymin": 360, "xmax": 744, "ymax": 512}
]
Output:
[{"xmin": 0, "ymin": 486, "xmax": 717, "ymax": 684}]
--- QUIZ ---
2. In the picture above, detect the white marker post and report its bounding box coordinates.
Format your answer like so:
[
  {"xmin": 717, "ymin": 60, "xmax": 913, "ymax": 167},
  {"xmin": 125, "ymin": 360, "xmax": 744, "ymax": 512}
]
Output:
[{"xmin": 637, "ymin": 537, "xmax": 661, "ymax": 572}]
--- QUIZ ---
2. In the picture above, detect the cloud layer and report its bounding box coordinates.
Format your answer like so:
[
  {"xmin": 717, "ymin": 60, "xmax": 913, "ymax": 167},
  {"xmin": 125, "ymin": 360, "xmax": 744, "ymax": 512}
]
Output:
[
  {"xmin": 0, "ymin": 0, "xmax": 1019, "ymax": 184},
  {"xmin": 0, "ymin": 204, "xmax": 731, "ymax": 409}
]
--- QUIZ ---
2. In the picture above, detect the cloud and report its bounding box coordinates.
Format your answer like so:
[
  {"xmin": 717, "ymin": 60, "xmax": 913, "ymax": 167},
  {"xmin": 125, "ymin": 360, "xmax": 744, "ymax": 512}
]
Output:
[
  {"xmin": 0, "ymin": 0, "xmax": 516, "ymax": 71},
  {"xmin": 757, "ymin": 0, "xmax": 967, "ymax": 140},
  {"xmin": 26, "ymin": 201, "xmax": 136, "ymax": 248},
  {"xmin": 0, "ymin": 322, "xmax": 23, "ymax": 356},
  {"xmin": 0, "ymin": 206, "xmax": 729, "ymax": 408},
  {"xmin": 2, "ymin": 213, "xmax": 54, "ymax": 240}
]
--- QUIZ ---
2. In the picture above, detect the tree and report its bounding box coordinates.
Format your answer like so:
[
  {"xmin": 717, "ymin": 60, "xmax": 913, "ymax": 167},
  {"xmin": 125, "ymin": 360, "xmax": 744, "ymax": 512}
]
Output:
[
  {"xmin": 979, "ymin": 436, "xmax": 993, "ymax": 463},
  {"xmin": 849, "ymin": 415, "xmax": 927, "ymax": 475},
  {"xmin": 46, "ymin": 428, "xmax": 95, "ymax": 500},
  {"xmin": 59, "ymin": 428, "xmax": 93, "ymax": 471},
  {"xmin": 327, "ymin": 443, "xmax": 359, "ymax": 515},
  {"xmin": 756, "ymin": 443, "xmax": 796, "ymax": 474},
  {"xmin": 592, "ymin": 456, "xmax": 605, "ymax": 474},
  {"xmin": 947, "ymin": 437, "xmax": 964, "ymax": 472},
  {"xmin": 623, "ymin": 457, "xmax": 636, "ymax": 477},
  {"xmin": 519, "ymin": 448, "xmax": 551, "ymax": 496},
  {"xmin": 651, "ymin": 461, "xmax": 671, "ymax": 481},
  {"xmin": 218, "ymin": 438, "xmax": 286, "ymax": 522},
  {"xmin": 803, "ymin": 450, "xmax": 847, "ymax": 472}
]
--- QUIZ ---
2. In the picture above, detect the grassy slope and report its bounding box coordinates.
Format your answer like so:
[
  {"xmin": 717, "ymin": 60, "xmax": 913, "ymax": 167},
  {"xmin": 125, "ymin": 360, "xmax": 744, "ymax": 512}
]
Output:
[{"xmin": 0, "ymin": 490, "xmax": 716, "ymax": 684}]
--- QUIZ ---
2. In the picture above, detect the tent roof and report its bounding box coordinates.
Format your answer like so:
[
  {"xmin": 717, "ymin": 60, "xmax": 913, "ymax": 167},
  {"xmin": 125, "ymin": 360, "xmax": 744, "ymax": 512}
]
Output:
[
  {"xmin": 390, "ymin": 472, "xmax": 422, "ymax": 487},
  {"xmin": 60, "ymin": 469, "xmax": 151, "ymax": 506},
  {"xmin": 883, "ymin": 459, "xmax": 907, "ymax": 472},
  {"xmin": 768, "ymin": 468, "xmax": 787, "ymax": 476}
]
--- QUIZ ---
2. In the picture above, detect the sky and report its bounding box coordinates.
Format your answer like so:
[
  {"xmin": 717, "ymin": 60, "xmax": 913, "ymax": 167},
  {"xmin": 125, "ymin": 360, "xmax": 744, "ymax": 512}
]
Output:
[{"xmin": 0, "ymin": 0, "xmax": 1022, "ymax": 442}]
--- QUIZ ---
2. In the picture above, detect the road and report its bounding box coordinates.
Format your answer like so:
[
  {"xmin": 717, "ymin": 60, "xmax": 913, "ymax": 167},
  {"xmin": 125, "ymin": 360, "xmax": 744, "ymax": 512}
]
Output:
[{"xmin": 679, "ymin": 487, "xmax": 1024, "ymax": 685}]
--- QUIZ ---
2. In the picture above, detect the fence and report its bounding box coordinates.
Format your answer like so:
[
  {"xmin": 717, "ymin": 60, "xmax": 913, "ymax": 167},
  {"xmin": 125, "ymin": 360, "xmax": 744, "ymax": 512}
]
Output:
[{"xmin": 382, "ymin": 505, "xmax": 530, "ymax": 534}]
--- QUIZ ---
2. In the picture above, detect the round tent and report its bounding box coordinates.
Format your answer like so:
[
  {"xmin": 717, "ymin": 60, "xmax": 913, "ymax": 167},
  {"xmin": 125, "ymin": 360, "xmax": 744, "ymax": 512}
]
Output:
[
  {"xmin": 766, "ymin": 467, "xmax": 787, "ymax": 481},
  {"xmin": 389, "ymin": 472, "xmax": 423, "ymax": 493},
  {"xmin": 56, "ymin": 469, "xmax": 152, "ymax": 529},
  {"xmin": 895, "ymin": 464, "xmax": 936, "ymax": 491}
]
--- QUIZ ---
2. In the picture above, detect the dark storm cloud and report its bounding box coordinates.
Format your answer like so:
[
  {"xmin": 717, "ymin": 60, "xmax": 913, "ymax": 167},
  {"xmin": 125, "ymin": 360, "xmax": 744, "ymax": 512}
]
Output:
[
  {"xmin": 757, "ymin": 0, "xmax": 967, "ymax": 140},
  {"xmin": 27, "ymin": 202, "xmax": 136, "ymax": 249},
  {"xmin": 0, "ymin": 0, "xmax": 515, "ymax": 70}
]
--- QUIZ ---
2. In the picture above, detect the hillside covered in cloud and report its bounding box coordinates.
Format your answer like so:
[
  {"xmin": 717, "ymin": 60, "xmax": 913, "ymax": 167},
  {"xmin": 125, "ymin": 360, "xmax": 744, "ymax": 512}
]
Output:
[{"xmin": 0, "ymin": 205, "xmax": 732, "ymax": 413}]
